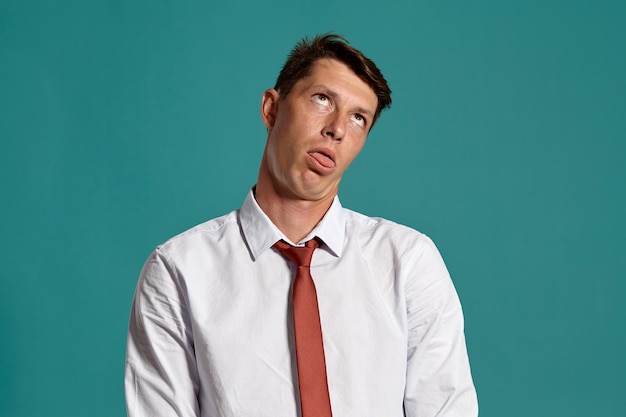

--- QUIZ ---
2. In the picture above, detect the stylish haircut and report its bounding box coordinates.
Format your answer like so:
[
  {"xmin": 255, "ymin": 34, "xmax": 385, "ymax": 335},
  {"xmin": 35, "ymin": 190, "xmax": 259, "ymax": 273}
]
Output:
[{"xmin": 274, "ymin": 34, "xmax": 392, "ymax": 125}]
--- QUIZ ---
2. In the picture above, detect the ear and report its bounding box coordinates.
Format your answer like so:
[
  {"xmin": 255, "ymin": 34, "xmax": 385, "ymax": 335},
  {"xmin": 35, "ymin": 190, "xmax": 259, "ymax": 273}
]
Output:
[{"xmin": 261, "ymin": 88, "xmax": 280, "ymax": 129}]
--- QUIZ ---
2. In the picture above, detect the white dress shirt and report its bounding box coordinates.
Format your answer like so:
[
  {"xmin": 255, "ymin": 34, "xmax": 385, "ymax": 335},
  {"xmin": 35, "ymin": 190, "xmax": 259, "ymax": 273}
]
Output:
[{"xmin": 125, "ymin": 190, "xmax": 478, "ymax": 417}]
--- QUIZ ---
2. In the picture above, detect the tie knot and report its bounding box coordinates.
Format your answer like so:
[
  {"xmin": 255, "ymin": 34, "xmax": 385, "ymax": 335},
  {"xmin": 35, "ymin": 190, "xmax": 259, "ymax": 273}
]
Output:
[{"xmin": 273, "ymin": 239, "xmax": 319, "ymax": 267}]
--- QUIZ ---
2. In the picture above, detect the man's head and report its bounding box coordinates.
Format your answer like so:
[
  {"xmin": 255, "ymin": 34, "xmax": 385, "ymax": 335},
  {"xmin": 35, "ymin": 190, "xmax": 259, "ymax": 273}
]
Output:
[
  {"xmin": 256, "ymin": 34, "xmax": 391, "ymax": 213},
  {"xmin": 274, "ymin": 34, "xmax": 391, "ymax": 125}
]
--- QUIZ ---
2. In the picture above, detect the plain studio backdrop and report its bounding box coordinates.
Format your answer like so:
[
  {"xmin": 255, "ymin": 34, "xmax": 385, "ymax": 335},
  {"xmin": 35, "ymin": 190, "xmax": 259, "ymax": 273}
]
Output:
[{"xmin": 1, "ymin": 1, "xmax": 624, "ymax": 416}]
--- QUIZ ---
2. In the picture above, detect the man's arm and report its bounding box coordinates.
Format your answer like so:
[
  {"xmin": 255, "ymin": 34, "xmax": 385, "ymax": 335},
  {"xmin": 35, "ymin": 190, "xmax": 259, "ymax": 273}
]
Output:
[
  {"xmin": 125, "ymin": 248, "xmax": 200, "ymax": 417},
  {"xmin": 403, "ymin": 236, "xmax": 478, "ymax": 417}
]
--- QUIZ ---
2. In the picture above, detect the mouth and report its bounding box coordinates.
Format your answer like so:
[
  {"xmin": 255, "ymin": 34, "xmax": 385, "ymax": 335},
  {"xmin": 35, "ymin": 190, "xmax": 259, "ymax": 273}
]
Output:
[{"xmin": 307, "ymin": 148, "xmax": 336, "ymax": 173}]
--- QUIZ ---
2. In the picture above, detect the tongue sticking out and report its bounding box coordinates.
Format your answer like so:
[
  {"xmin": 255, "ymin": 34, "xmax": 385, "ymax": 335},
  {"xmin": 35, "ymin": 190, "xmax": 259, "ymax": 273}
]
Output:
[{"xmin": 310, "ymin": 151, "xmax": 335, "ymax": 168}]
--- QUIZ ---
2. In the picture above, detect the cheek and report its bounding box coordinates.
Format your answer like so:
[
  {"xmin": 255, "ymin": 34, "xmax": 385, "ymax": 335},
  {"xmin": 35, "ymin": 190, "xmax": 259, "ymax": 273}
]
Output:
[
  {"xmin": 351, "ymin": 136, "xmax": 367, "ymax": 157},
  {"xmin": 340, "ymin": 140, "xmax": 366, "ymax": 171},
  {"xmin": 265, "ymin": 131, "xmax": 287, "ymax": 170},
  {"xmin": 266, "ymin": 129, "xmax": 296, "ymax": 173}
]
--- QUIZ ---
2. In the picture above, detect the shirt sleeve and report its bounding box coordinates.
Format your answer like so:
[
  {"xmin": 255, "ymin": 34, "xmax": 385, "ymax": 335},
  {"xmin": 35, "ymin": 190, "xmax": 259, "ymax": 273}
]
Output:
[
  {"xmin": 125, "ymin": 248, "xmax": 200, "ymax": 417},
  {"xmin": 403, "ymin": 235, "xmax": 478, "ymax": 417}
]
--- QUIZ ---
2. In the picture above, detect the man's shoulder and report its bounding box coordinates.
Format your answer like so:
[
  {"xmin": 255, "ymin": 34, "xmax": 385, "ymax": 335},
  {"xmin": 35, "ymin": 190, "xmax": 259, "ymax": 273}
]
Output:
[
  {"xmin": 340, "ymin": 207, "xmax": 445, "ymax": 269},
  {"xmin": 341, "ymin": 207, "xmax": 434, "ymax": 249},
  {"xmin": 156, "ymin": 209, "xmax": 241, "ymax": 252},
  {"xmin": 342, "ymin": 207, "xmax": 423, "ymax": 237}
]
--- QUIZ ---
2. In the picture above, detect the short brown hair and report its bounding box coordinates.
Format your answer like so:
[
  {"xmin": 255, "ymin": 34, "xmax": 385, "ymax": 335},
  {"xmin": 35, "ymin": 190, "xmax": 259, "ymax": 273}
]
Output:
[{"xmin": 274, "ymin": 34, "xmax": 392, "ymax": 125}]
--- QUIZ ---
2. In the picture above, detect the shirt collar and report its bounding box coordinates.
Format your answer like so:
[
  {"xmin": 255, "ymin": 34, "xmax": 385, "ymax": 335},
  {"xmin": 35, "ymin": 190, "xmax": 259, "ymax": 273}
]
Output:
[{"xmin": 239, "ymin": 188, "xmax": 345, "ymax": 260}]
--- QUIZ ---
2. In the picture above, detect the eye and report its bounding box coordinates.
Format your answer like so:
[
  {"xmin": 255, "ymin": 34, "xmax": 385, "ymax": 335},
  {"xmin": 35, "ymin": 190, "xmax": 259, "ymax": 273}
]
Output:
[
  {"xmin": 352, "ymin": 113, "xmax": 367, "ymax": 128},
  {"xmin": 312, "ymin": 94, "xmax": 330, "ymax": 106}
]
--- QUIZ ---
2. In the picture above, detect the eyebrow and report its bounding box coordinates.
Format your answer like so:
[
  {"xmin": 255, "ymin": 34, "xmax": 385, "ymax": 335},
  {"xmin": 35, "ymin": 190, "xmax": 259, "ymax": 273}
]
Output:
[{"xmin": 353, "ymin": 106, "xmax": 374, "ymax": 118}]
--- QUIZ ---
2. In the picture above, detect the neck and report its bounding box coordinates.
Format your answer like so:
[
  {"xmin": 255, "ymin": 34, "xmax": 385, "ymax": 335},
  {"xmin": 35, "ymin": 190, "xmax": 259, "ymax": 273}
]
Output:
[{"xmin": 254, "ymin": 182, "xmax": 335, "ymax": 244}]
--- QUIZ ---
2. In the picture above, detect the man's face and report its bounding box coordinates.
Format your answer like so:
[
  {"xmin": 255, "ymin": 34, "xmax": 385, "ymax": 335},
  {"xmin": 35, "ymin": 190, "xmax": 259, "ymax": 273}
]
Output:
[{"xmin": 260, "ymin": 58, "xmax": 378, "ymax": 203}]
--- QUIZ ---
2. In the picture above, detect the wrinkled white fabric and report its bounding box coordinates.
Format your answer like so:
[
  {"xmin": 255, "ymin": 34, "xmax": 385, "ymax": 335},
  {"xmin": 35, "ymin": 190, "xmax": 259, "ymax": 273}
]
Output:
[{"xmin": 125, "ymin": 189, "xmax": 478, "ymax": 417}]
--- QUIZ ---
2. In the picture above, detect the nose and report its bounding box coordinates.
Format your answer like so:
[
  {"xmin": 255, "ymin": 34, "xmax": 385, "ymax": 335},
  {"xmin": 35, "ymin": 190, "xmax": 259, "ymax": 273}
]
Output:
[{"xmin": 323, "ymin": 114, "xmax": 345, "ymax": 141}]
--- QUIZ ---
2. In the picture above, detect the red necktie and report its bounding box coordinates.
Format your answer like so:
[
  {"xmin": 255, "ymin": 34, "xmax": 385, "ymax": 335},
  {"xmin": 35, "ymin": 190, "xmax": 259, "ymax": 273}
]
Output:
[{"xmin": 274, "ymin": 239, "xmax": 333, "ymax": 417}]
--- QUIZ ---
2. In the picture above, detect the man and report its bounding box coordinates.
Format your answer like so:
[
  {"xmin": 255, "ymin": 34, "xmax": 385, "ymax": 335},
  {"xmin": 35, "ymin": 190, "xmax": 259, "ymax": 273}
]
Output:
[{"xmin": 125, "ymin": 34, "xmax": 478, "ymax": 417}]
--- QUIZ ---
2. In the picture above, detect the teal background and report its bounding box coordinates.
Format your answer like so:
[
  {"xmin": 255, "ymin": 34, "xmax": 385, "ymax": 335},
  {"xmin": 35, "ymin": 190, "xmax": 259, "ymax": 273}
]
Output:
[{"xmin": 1, "ymin": 1, "xmax": 624, "ymax": 416}]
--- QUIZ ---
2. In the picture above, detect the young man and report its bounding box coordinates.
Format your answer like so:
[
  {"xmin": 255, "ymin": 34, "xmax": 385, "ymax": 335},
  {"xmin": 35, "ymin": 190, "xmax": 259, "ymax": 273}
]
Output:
[{"xmin": 125, "ymin": 34, "xmax": 478, "ymax": 417}]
